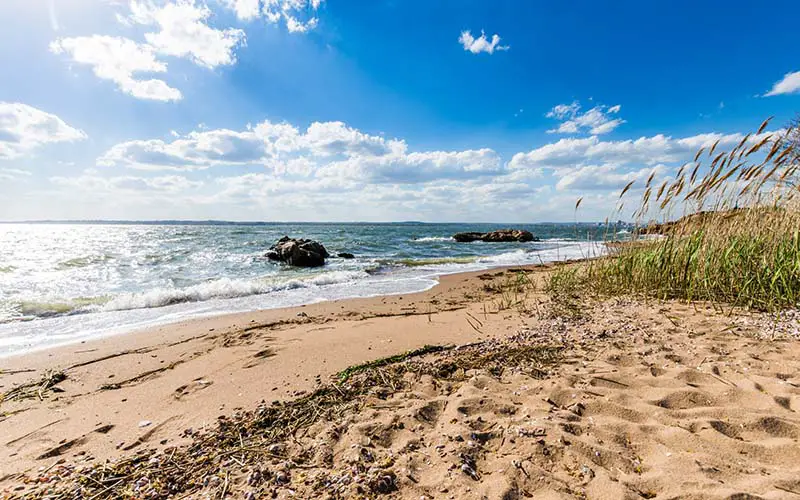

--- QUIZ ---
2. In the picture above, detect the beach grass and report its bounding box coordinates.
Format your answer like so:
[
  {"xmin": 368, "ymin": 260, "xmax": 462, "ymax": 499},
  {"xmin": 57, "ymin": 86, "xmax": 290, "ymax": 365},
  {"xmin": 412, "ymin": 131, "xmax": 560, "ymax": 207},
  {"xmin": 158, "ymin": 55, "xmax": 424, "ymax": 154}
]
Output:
[{"xmin": 561, "ymin": 117, "xmax": 800, "ymax": 312}]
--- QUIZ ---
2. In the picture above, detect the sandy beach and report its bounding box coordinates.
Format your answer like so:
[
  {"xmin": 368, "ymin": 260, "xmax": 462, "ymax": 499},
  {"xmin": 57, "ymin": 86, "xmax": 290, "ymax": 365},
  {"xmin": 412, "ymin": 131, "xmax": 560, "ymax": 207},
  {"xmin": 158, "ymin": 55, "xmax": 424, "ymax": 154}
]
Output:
[{"xmin": 2, "ymin": 264, "xmax": 800, "ymax": 499}]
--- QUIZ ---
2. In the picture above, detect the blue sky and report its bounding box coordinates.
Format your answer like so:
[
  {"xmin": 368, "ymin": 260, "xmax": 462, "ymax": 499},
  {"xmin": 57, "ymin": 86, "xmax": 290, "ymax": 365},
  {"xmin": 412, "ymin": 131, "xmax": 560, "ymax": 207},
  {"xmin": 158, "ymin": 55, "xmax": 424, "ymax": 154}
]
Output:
[{"xmin": 0, "ymin": 0, "xmax": 798, "ymax": 222}]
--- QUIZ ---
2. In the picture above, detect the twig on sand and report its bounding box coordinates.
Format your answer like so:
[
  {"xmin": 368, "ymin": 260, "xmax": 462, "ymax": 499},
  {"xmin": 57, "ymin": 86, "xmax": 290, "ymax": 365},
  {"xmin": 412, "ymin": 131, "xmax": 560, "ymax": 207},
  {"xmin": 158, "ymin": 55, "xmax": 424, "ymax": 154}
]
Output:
[
  {"xmin": 67, "ymin": 348, "xmax": 154, "ymax": 371},
  {"xmin": 1, "ymin": 369, "xmax": 67, "ymax": 405},
  {"xmin": 5, "ymin": 418, "xmax": 65, "ymax": 446},
  {"xmin": 775, "ymin": 484, "xmax": 800, "ymax": 496},
  {"xmin": 0, "ymin": 368, "xmax": 36, "ymax": 375},
  {"xmin": 592, "ymin": 376, "xmax": 629, "ymax": 387}
]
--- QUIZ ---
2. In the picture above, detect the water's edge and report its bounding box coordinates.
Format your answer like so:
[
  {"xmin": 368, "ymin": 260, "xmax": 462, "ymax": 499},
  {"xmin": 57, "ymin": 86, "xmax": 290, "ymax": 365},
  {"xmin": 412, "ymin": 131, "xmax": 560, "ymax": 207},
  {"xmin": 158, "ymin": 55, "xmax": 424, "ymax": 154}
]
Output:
[{"xmin": 0, "ymin": 241, "xmax": 602, "ymax": 359}]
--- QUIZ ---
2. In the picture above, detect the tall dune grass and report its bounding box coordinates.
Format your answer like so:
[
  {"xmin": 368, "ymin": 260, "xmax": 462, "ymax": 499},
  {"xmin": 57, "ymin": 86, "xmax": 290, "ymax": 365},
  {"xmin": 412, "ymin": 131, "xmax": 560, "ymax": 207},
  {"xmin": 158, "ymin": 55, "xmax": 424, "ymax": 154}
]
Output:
[{"xmin": 569, "ymin": 118, "xmax": 800, "ymax": 312}]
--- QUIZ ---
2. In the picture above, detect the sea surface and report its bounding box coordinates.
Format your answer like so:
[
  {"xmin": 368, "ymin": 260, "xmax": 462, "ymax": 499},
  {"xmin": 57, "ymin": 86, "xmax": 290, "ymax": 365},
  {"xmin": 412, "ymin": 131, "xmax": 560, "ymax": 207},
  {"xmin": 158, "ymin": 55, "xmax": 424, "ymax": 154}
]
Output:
[{"xmin": 0, "ymin": 222, "xmax": 613, "ymax": 357}]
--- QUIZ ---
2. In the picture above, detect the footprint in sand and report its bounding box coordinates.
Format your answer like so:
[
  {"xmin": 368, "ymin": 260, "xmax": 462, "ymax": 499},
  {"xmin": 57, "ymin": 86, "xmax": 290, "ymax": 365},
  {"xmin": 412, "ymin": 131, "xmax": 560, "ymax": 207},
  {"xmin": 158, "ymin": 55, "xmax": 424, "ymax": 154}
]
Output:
[
  {"xmin": 656, "ymin": 390, "xmax": 716, "ymax": 409},
  {"xmin": 173, "ymin": 378, "xmax": 213, "ymax": 400}
]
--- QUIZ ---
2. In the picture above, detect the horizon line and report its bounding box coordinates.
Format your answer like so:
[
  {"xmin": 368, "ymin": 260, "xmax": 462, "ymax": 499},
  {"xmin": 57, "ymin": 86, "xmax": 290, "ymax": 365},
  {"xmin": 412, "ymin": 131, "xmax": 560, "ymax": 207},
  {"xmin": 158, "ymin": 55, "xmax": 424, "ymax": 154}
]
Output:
[{"xmin": 0, "ymin": 219, "xmax": 624, "ymax": 225}]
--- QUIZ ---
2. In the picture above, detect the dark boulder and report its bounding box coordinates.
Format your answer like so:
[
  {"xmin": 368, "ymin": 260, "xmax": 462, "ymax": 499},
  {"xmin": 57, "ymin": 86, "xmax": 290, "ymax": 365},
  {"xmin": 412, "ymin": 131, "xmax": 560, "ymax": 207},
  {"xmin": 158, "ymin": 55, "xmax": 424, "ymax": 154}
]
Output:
[
  {"xmin": 453, "ymin": 229, "xmax": 537, "ymax": 243},
  {"xmin": 337, "ymin": 252, "xmax": 355, "ymax": 259},
  {"xmin": 266, "ymin": 236, "xmax": 330, "ymax": 267},
  {"xmin": 452, "ymin": 232, "xmax": 485, "ymax": 243}
]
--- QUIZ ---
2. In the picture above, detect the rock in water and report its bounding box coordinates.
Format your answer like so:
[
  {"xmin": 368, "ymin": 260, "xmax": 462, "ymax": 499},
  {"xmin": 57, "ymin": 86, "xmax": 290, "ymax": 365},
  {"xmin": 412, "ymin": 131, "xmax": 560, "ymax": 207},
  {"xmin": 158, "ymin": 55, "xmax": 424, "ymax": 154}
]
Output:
[
  {"xmin": 337, "ymin": 252, "xmax": 355, "ymax": 259},
  {"xmin": 452, "ymin": 232, "xmax": 485, "ymax": 243},
  {"xmin": 452, "ymin": 229, "xmax": 537, "ymax": 243},
  {"xmin": 483, "ymin": 229, "xmax": 536, "ymax": 242},
  {"xmin": 266, "ymin": 236, "xmax": 330, "ymax": 267}
]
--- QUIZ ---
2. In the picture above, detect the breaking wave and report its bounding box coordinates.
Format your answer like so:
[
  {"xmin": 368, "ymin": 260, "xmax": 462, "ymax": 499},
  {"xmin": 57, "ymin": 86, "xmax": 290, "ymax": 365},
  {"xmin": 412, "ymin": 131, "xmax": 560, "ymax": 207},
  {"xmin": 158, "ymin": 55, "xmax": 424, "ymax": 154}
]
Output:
[
  {"xmin": 412, "ymin": 236, "xmax": 454, "ymax": 243},
  {"xmin": 101, "ymin": 271, "xmax": 368, "ymax": 312}
]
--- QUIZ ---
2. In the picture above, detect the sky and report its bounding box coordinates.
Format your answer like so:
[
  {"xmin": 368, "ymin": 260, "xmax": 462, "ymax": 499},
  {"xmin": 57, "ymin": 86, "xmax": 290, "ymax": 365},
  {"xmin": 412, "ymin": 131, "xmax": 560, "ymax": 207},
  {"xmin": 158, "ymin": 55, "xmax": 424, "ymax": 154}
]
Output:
[{"xmin": 0, "ymin": 0, "xmax": 799, "ymax": 222}]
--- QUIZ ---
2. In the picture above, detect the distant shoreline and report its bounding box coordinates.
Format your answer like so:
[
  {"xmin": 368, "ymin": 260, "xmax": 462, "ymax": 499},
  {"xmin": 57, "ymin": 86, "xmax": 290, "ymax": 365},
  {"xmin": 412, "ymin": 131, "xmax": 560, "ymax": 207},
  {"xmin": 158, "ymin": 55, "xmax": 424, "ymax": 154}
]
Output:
[{"xmin": 0, "ymin": 220, "xmax": 616, "ymax": 226}]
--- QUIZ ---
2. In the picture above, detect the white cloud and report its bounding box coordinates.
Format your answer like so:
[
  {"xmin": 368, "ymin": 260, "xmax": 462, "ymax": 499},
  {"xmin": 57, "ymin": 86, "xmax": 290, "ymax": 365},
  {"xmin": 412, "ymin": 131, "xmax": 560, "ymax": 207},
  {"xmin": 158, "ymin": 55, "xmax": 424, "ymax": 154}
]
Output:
[
  {"xmin": 765, "ymin": 70, "xmax": 800, "ymax": 96},
  {"xmin": 546, "ymin": 101, "xmax": 625, "ymax": 135},
  {"xmin": 317, "ymin": 148, "xmax": 503, "ymax": 184},
  {"xmin": 0, "ymin": 102, "xmax": 87, "ymax": 160},
  {"xmin": 459, "ymin": 30, "xmax": 509, "ymax": 55},
  {"xmin": 302, "ymin": 121, "xmax": 396, "ymax": 157},
  {"xmin": 50, "ymin": 35, "xmax": 183, "ymax": 101},
  {"xmin": 546, "ymin": 102, "xmax": 580, "ymax": 120},
  {"xmin": 50, "ymin": 174, "xmax": 203, "ymax": 193},
  {"xmin": 98, "ymin": 119, "xmax": 504, "ymax": 183},
  {"xmin": 0, "ymin": 168, "xmax": 33, "ymax": 181},
  {"xmin": 509, "ymin": 130, "xmax": 777, "ymax": 172},
  {"xmin": 51, "ymin": 1, "xmax": 247, "ymax": 101},
  {"xmin": 44, "ymin": 111, "xmax": 784, "ymax": 222},
  {"xmin": 285, "ymin": 15, "xmax": 318, "ymax": 33},
  {"xmin": 220, "ymin": 0, "xmax": 323, "ymax": 33},
  {"xmin": 554, "ymin": 164, "xmax": 668, "ymax": 191},
  {"xmin": 128, "ymin": 0, "xmax": 245, "ymax": 69},
  {"xmin": 98, "ymin": 128, "xmax": 268, "ymax": 170},
  {"xmin": 262, "ymin": 0, "xmax": 323, "ymax": 32},
  {"xmin": 221, "ymin": 0, "xmax": 260, "ymax": 21}
]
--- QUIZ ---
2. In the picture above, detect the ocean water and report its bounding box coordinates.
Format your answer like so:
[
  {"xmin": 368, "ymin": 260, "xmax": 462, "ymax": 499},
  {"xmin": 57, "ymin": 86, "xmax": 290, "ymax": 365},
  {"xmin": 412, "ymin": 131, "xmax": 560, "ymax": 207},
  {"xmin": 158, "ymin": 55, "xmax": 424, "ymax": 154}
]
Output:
[{"xmin": 0, "ymin": 222, "xmax": 613, "ymax": 357}]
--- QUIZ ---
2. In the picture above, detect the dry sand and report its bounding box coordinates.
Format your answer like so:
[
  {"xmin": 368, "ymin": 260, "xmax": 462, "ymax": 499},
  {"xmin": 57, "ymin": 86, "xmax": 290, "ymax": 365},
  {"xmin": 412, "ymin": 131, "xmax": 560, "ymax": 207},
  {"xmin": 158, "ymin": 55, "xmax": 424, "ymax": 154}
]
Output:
[{"xmin": 2, "ymin": 265, "xmax": 800, "ymax": 499}]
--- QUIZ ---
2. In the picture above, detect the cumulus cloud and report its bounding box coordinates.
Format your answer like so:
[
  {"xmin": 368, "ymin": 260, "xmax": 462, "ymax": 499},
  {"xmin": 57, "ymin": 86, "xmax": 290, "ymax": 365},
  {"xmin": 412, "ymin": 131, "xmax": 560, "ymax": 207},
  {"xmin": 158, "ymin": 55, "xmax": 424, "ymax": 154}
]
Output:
[
  {"xmin": 220, "ymin": 0, "xmax": 324, "ymax": 33},
  {"xmin": 554, "ymin": 164, "xmax": 668, "ymax": 191},
  {"xmin": 98, "ymin": 128, "xmax": 267, "ymax": 170},
  {"xmin": 51, "ymin": 1, "xmax": 246, "ymax": 101},
  {"xmin": 459, "ymin": 30, "xmax": 509, "ymax": 55},
  {"xmin": 546, "ymin": 101, "xmax": 625, "ymax": 135},
  {"xmin": 764, "ymin": 70, "xmax": 800, "ymax": 96},
  {"xmin": 509, "ymin": 130, "xmax": 777, "ymax": 172},
  {"xmin": 508, "ymin": 129, "xmax": 780, "ymax": 201},
  {"xmin": 68, "ymin": 112, "xmax": 786, "ymax": 221},
  {"xmin": 97, "ymin": 119, "xmax": 499, "ymax": 183},
  {"xmin": 317, "ymin": 148, "xmax": 503, "ymax": 184},
  {"xmin": 50, "ymin": 35, "xmax": 182, "ymax": 102},
  {"xmin": 221, "ymin": 0, "xmax": 260, "ymax": 21},
  {"xmin": 127, "ymin": 0, "xmax": 245, "ymax": 69},
  {"xmin": 0, "ymin": 102, "xmax": 87, "ymax": 160}
]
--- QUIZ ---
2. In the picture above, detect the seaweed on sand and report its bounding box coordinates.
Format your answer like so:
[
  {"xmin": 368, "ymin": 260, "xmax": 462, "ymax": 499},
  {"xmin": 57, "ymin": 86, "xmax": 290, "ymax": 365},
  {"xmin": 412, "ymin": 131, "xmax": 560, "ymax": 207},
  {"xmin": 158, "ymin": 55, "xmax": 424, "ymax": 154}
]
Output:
[
  {"xmin": 0, "ymin": 370, "xmax": 67, "ymax": 405},
  {"xmin": 16, "ymin": 335, "xmax": 563, "ymax": 499}
]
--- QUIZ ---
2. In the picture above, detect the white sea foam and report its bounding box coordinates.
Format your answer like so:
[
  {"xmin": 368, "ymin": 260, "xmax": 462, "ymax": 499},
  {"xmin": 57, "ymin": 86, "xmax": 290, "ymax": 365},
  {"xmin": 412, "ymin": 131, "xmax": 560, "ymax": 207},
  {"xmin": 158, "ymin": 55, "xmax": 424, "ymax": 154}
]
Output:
[
  {"xmin": 412, "ymin": 236, "xmax": 454, "ymax": 243},
  {"xmin": 0, "ymin": 226, "xmax": 606, "ymax": 358},
  {"xmin": 102, "ymin": 271, "xmax": 368, "ymax": 312}
]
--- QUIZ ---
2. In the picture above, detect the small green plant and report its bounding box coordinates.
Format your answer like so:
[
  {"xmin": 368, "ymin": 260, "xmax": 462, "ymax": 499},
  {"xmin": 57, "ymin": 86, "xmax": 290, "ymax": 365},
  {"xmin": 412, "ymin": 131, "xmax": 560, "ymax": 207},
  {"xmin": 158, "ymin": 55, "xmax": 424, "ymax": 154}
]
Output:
[
  {"xmin": 575, "ymin": 117, "xmax": 800, "ymax": 312},
  {"xmin": 493, "ymin": 271, "xmax": 536, "ymax": 313},
  {"xmin": 544, "ymin": 266, "xmax": 588, "ymax": 319}
]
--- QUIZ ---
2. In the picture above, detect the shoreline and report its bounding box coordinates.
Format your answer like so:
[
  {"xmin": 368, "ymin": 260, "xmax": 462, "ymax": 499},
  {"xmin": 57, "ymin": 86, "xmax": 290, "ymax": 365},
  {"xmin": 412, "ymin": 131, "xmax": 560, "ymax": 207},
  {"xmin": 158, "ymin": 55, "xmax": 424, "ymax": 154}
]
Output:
[
  {"xmin": 0, "ymin": 263, "xmax": 555, "ymax": 479},
  {"xmin": 0, "ymin": 239, "xmax": 602, "ymax": 359}
]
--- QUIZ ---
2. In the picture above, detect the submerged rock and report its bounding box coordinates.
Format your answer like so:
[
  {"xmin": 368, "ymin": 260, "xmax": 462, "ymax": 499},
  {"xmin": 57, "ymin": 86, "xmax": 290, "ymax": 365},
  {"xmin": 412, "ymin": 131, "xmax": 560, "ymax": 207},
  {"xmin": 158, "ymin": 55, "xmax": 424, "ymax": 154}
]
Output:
[
  {"xmin": 453, "ymin": 229, "xmax": 537, "ymax": 243},
  {"xmin": 337, "ymin": 252, "xmax": 355, "ymax": 259},
  {"xmin": 266, "ymin": 236, "xmax": 330, "ymax": 267}
]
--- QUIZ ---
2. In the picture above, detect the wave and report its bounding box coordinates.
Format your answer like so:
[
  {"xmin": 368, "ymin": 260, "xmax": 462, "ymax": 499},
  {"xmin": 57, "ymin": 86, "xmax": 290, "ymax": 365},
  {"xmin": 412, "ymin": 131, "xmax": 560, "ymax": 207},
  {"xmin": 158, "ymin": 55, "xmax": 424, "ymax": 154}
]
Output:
[
  {"xmin": 412, "ymin": 236, "xmax": 454, "ymax": 243},
  {"xmin": 101, "ymin": 271, "xmax": 368, "ymax": 312},
  {"xmin": 389, "ymin": 256, "xmax": 478, "ymax": 267},
  {"xmin": 56, "ymin": 254, "xmax": 114, "ymax": 270},
  {"xmin": 2, "ymin": 296, "xmax": 110, "ymax": 322},
  {"xmin": 476, "ymin": 249, "xmax": 540, "ymax": 266},
  {"xmin": 0, "ymin": 271, "xmax": 370, "ymax": 321}
]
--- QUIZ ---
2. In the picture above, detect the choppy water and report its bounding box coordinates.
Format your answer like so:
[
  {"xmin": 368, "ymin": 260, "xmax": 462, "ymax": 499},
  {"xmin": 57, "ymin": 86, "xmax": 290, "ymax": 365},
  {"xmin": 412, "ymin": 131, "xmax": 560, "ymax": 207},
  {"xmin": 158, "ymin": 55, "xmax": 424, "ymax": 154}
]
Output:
[{"xmin": 0, "ymin": 222, "xmax": 613, "ymax": 357}]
